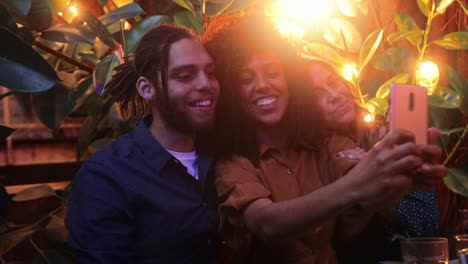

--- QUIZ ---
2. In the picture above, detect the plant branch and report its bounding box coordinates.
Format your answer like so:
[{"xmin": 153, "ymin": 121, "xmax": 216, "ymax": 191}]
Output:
[
  {"xmin": 34, "ymin": 41, "xmax": 94, "ymax": 73},
  {"xmin": 444, "ymin": 124, "xmax": 468, "ymax": 166}
]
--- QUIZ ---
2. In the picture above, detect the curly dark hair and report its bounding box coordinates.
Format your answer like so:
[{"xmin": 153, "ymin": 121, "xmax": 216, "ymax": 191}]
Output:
[
  {"xmin": 203, "ymin": 14, "xmax": 325, "ymax": 163},
  {"xmin": 102, "ymin": 24, "xmax": 198, "ymax": 119}
]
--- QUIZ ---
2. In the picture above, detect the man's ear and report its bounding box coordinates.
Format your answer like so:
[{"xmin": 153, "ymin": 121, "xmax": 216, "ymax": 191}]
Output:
[{"xmin": 136, "ymin": 76, "xmax": 156, "ymax": 101}]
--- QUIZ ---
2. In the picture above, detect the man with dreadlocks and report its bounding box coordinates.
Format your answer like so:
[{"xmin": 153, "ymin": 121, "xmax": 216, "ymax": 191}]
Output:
[{"xmin": 66, "ymin": 24, "xmax": 221, "ymax": 263}]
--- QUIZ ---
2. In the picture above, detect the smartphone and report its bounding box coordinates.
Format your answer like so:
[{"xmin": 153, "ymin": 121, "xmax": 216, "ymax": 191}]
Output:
[{"xmin": 390, "ymin": 84, "xmax": 428, "ymax": 144}]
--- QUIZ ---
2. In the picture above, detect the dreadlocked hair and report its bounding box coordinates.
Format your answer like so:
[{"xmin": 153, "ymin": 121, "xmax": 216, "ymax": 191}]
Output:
[{"xmin": 102, "ymin": 23, "xmax": 198, "ymax": 119}]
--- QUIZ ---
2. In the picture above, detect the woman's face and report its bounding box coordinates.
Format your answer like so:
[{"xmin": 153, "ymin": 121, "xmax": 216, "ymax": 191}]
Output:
[
  {"xmin": 307, "ymin": 63, "xmax": 356, "ymax": 132},
  {"xmin": 238, "ymin": 53, "xmax": 289, "ymax": 128}
]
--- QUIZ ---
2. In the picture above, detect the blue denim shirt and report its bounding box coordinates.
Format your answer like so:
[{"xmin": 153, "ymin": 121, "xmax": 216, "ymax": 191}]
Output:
[{"xmin": 66, "ymin": 118, "xmax": 219, "ymax": 263}]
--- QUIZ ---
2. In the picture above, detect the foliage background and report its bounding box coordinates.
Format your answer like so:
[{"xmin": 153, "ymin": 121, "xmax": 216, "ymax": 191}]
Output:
[{"xmin": 0, "ymin": 0, "xmax": 466, "ymax": 262}]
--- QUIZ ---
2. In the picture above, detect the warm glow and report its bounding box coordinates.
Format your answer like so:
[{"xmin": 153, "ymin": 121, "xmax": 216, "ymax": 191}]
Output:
[
  {"xmin": 341, "ymin": 63, "xmax": 359, "ymax": 81},
  {"xmin": 57, "ymin": 11, "xmax": 64, "ymax": 16},
  {"xmin": 124, "ymin": 21, "xmax": 132, "ymax": 30},
  {"xmin": 364, "ymin": 113, "xmax": 373, "ymax": 123},
  {"xmin": 415, "ymin": 61, "xmax": 439, "ymax": 95},
  {"xmin": 276, "ymin": 20, "xmax": 304, "ymax": 39},
  {"xmin": 69, "ymin": 5, "xmax": 78, "ymax": 15},
  {"xmin": 275, "ymin": 0, "xmax": 333, "ymax": 25}
]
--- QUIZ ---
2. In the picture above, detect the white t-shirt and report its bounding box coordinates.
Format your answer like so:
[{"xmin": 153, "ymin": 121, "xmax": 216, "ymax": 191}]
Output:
[{"xmin": 167, "ymin": 149, "xmax": 198, "ymax": 179}]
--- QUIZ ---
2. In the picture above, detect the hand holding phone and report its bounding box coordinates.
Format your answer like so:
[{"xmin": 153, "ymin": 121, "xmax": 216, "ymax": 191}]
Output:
[{"xmin": 390, "ymin": 84, "xmax": 428, "ymax": 144}]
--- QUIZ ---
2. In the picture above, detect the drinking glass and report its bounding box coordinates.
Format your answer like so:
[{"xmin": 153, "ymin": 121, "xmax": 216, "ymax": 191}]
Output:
[{"xmin": 400, "ymin": 237, "xmax": 448, "ymax": 264}]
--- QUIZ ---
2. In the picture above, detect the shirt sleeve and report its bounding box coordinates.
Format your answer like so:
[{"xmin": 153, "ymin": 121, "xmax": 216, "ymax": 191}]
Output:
[
  {"xmin": 214, "ymin": 155, "xmax": 270, "ymax": 242},
  {"xmin": 66, "ymin": 159, "xmax": 134, "ymax": 264}
]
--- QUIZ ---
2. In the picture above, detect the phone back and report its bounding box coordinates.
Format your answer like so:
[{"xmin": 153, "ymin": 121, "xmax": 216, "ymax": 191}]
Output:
[{"xmin": 390, "ymin": 84, "xmax": 428, "ymax": 144}]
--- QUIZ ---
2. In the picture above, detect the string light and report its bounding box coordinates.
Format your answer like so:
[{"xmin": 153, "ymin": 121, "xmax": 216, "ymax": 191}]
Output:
[
  {"xmin": 364, "ymin": 113, "xmax": 373, "ymax": 123},
  {"xmin": 415, "ymin": 61, "xmax": 439, "ymax": 95},
  {"xmin": 341, "ymin": 62, "xmax": 359, "ymax": 81}
]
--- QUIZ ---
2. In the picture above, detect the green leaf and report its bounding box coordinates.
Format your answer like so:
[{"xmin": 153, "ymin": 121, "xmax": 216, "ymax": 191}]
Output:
[
  {"xmin": 303, "ymin": 43, "xmax": 345, "ymax": 67},
  {"xmin": 0, "ymin": 28, "xmax": 59, "ymax": 92},
  {"xmin": 433, "ymin": 32, "xmax": 468, "ymax": 50},
  {"xmin": 69, "ymin": 76, "xmax": 93, "ymax": 110},
  {"xmin": 83, "ymin": 10, "xmax": 116, "ymax": 49},
  {"xmin": 436, "ymin": 0, "xmax": 455, "ymax": 15},
  {"xmin": 359, "ymin": 29, "xmax": 383, "ymax": 73},
  {"xmin": 205, "ymin": 0, "xmax": 235, "ymax": 17},
  {"xmin": 173, "ymin": 10, "xmax": 203, "ymax": 35},
  {"xmin": 457, "ymin": 0, "xmax": 468, "ymax": 16},
  {"xmin": 0, "ymin": 224, "xmax": 39, "ymax": 255},
  {"xmin": 40, "ymin": 23, "xmax": 95, "ymax": 44},
  {"xmin": 395, "ymin": 13, "xmax": 422, "ymax": 47},
  {"xmin": 372, "ymin": 47, "xmax": 412, "ymax": 73},
  {"xmin": 94, "ymin": 54, "xmax": 120, "ymax": 95},
  {"xmin": 32, "ymin": 83, "xmax": 73, "ymax": 130},
  {"xmin": 417, "ymin": 0, "xmax": 431, "ymax": 16},
  {"xmin": 99, "ymin": 3, "xmax": 144, "ymax": 26},
  {"xmin": 440, "ymin": 64, "xmax": 468, "ymax": 98},
  {"xmin": 25, "ymin": 0, "xmax": 52, "ymax": 31},
  {"xmin": 375, "ymin": 73, "xmax": 410, "ymax": 99},
  {"xmin": 387, "ymin": 30, "xmax": 423, "ymax": 43},
  {"xmin": 364, "ymin": 97, "xmax": 389, "ymax": 116},
  {"xmin": 12, "ymin": 184, "xmax": 56, "ymax": 201},
  {"xmin": 336, "ymin": 0, "xmax": 368, "ymax": 17},
  {"xmin": 172, "ymin": 0, "xmax": 196, "ymax": 13},
  {"xmin": 0, "ymin": 125, "xmax": 15, "ymax": 141},
  {"xmin": 206, "ymin": 0, "xmax": 250, "ymax": 15},
  {"xmin": 440, "ymin": 127, "xmax": 467, "ymax": 135},
  {"xmin": 4, "ymin": 0, "xmax": 32, "ymax": 17},
  {"xmin": 124, "ymin": 15, "xmax": 164, "ymax": 55},
  {"xmin": 444, "ymin": 167, "xmax": 468, "ymax": 196},
  {"xmin": 429, "ymin": 86, "xmax": 461, "ymax": 109},
  {"xmin": 323, "ymin": 18, "xmax": 363, "ymax": 53}
]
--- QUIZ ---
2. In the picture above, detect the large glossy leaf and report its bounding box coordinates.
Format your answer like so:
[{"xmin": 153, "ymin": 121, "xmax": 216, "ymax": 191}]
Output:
[
  {"xmin": 436, "ymin": 0, "xmax": 456, "ymax": 15},
  {"xmin": 32, "ymin": 83, "xmax": 73, "ymax": 130},
  {"xmin": 444, "ymin": 167, "xmax": 468, "ymax": 196},
  {"xmin": 433, "ymin": 32, "xmax": 468, "ymax": 50},
  {"xmin": 387, "ymin": 30, "xmax": 423, "ymax": 44},
  {"xmin": 173, "ymin": 10, "xmax": 203, "ymax": 35},
  {"xmin": 206, "ymin": 0, "xmax": 250, "ymax": 16},
  {"xmin": 0, "ymin": 224, "xmax": 39, "ymax": 255},
  {"xmin": 0, "ymin": 28, "xmax": 59, "ymax": 92},
  {"xmin": 441, "ymin": 64, "xmax": 468, "ymax": 98},
  {"xmin": 25, "ymin": 0, "xmax": 52, "ymax": 31},
  {"xmin": 40, "ymin": 23, "xmax": 95, "ymax": 44},
  {"xmin": 3, "ymin": 0, "xmax": 32, "ymax": 17},
  {"xmin": 372, "ymin": 47, "xmax": 412, "ymax": 73},
  {"xmin": 458, "ymin": 0, "xmax": 468, "ymax": 15},
  {"xmin": 69, "ymin": 76, "xmax": 93, "ymax": 111},
  {"xmin": 303, "ymin": 43, "xmax": 345, "ymax": 67},
  {"xmin": 417, "ymin": 0, "xmax": 431, "ymax": 16},
  {"xmin": 83, "ymin": 10, "xmax": 116, "ymax": 49},
  {"xmin": 359, "ymin": 29, "xmax": 383, "ymax": 73},
  {"xmin": 0, "ymin": 125, "xmax": 15, "ymax": 141},
  {"xmin": 429, "ymin": 86, "xmax": 461, "ymax": 108},
  {"xmin": 94, "ymin": 54, "xmax": 120, "ymax": 95},
  {"xmin": 395, "ymin": 13, "xmax": 422, "ymax": 47},
  {"xmin": 124, "ymin": 15, "xmax": 164, "ymax": 55},
  {"xmin": 99, "ymin": 3, "xmax": 144, "ymax": 26},
  {"xmin": 364, "ymin": 97, "xmax": 389, "ymax": 116},
  {"xmin": 337, "ymin": 0, "xmax": 368, "ymax": 17},
  {"xmin": 172, "ymin": 0, "xmax": 196, "ymax": 13},
  {"xmin": 375, "ymin": 73, "xmax": 410, "ymax": 99},
  {"xmin": 323, "ymin": 18, "xmax": 363, "ymax": 53}
]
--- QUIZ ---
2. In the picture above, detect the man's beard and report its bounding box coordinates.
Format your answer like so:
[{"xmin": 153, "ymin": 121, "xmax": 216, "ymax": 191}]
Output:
[{"xmin": 157, "ymin": 95, "xmax": 214, "ymax": 134}]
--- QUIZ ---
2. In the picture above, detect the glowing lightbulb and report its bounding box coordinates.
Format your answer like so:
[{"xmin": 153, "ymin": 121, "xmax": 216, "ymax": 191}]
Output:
[
  {"xmin": 276, "ymin": 0, "xmax": 333, "ymax": 25},
  {"xmin": 364, "ymin": 113, "xmax": 373, "ymax": 123},
  {"xmin": 276, "ymin": 20, "xmax": 305, "ymax": 39},
  {"xmin": 57, "ymin": 11, "xmax": 64, "ymax": 16},
  {"xmin": 341, "ymin": 63, "xmax": 359, "ymax": 81},
  {"xmin": 69, "ymin": 5, "xmax": 78, "ymax": 15},
  {"xmin": 415, "ymin": 61, "xmax": 439, "ymax": 95}
]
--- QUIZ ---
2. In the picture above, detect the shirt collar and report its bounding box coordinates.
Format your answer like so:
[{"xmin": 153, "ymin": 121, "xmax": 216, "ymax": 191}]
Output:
[{"xmin": 132, "ymin": 116, "xmax": 172, "ymax": 173}]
